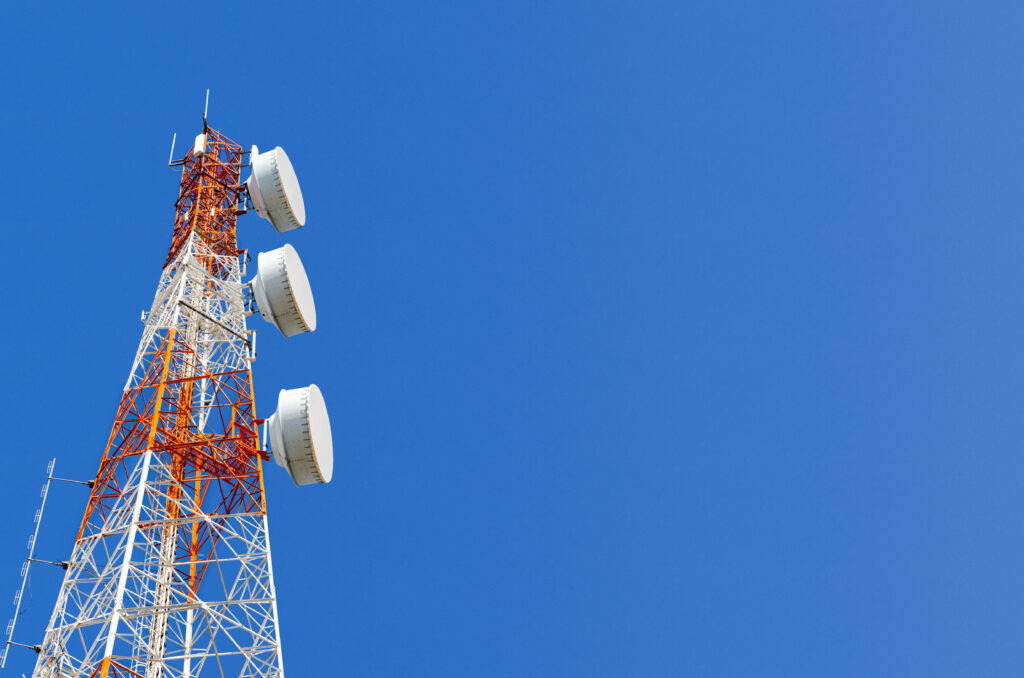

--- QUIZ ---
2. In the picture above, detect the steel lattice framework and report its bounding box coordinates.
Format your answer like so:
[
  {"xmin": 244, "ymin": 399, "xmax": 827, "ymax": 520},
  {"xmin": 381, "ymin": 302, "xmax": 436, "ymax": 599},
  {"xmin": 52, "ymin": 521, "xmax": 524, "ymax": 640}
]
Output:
[{"xmin": 32, "ymin": 128, "xmax": 286, "ymax": 678}]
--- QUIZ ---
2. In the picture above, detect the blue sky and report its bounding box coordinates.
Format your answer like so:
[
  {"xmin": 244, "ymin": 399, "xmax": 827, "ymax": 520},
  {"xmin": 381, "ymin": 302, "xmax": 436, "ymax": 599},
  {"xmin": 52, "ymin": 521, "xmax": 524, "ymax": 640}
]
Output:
[{"xmin": 2, "ymin": 2, "xmax": 1024, "ymax": 675}]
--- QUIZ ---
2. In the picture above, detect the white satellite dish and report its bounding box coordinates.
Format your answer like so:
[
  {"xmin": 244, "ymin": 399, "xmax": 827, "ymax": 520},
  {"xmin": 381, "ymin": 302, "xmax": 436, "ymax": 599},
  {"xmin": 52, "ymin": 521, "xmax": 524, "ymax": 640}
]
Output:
[
  {"xmin": 246, "ymin": 146, "xmax": 306, "ymax": 233},
  {"xmin": 268, "ymin": 384, "xmax": 333, "ymax": 486},
  {"xmin": 249, "ymin": 244, "xmax": 317, "ymax": 337}
]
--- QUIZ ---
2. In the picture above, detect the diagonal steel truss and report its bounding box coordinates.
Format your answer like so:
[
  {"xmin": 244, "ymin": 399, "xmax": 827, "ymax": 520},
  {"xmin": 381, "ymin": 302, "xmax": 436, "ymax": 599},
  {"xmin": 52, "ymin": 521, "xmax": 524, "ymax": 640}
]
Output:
[{"xmin": 32, "ymin": 127, "xmax": 287, "ymax": 678}]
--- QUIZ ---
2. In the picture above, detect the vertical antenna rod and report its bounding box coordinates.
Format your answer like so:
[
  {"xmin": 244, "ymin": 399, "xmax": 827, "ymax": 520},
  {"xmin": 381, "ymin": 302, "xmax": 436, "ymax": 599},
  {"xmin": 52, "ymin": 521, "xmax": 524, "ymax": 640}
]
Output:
[
  {"xmin": 167, "ymin": 133, "xmax": 177, "ymax": 167},
  {"xmin": 1, "ymin": 459, "xmax": 56, "ymax": 668}
]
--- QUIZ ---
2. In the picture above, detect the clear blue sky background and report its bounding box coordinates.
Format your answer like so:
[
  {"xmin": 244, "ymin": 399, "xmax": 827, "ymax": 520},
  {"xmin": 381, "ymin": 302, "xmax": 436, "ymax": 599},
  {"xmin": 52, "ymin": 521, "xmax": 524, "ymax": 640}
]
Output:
[{"xmin": 1, "ymin": 2, "xmax": 1022, "ymax": 676}]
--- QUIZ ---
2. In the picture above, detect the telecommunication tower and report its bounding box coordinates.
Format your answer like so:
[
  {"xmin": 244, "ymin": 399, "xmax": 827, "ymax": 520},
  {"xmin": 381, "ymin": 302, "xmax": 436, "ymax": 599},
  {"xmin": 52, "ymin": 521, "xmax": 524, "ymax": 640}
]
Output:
[{"xmin": 11, "ymin": 113, "xmax": 332, "ymax": 678}]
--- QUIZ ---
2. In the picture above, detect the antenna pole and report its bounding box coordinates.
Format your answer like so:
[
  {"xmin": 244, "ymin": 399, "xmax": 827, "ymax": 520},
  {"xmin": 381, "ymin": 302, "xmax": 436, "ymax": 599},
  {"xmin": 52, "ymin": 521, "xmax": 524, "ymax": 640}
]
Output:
[
  {"xmin": 203, "ymin": 89, "xmax": 210, "ymax": 129},
  {"xmin": 167, "ymin": 133, "xmax": 177, "ymax": 166},
  {"xmin": 1, "ymin": 459, "xmax": 56, "ymax": 669}
]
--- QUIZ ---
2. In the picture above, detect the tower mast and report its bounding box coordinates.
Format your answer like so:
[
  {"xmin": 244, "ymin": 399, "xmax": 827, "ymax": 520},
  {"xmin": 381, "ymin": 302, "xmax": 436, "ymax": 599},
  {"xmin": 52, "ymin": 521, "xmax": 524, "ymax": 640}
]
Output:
[{"xmin": 29, "ymin": 122, "xmax": 329, "ymax": 678}]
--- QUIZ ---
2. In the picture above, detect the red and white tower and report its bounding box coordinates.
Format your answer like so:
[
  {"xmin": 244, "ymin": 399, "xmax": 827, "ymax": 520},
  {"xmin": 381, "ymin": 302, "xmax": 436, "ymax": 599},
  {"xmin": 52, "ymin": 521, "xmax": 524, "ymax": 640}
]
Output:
[{"xmin": 27, "ymin": 120, "xmax": 331, "ymax": 678}]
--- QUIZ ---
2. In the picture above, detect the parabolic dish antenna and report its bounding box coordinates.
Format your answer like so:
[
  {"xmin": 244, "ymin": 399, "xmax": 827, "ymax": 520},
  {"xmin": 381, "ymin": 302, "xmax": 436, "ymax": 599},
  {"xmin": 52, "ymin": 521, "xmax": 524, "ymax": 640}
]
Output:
[
  {"xmin": 247, "ymin": 146, "xmax": 306, "ymax": 233},
  {"xmin": 250, "ymin": 244, "xmax": 317, "ymax": 338},
  {"xmin": 268, "ymin": 384, "xmax": 334, "ymax": 486}
]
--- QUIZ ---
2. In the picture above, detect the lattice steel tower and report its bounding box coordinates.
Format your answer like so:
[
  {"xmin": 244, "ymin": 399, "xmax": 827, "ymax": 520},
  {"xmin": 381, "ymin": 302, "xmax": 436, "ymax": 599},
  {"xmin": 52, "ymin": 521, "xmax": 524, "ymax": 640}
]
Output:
[{"xmin": 26, "ymin": 119, "xmax": 332, "ymax": 678}]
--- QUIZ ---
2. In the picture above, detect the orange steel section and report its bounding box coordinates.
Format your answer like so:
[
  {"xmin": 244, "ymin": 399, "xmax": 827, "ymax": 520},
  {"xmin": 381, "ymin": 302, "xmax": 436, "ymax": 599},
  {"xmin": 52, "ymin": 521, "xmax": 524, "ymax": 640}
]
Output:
[
  {"xmin": 165, "ymin": 128, "xmax": 245, "ymax": 268},
  {"xmin": 77, "ymin": 127, "xmax": 266, "ymax": 600},
  {"xmin": 95, "ymin": 656, "xmax": 147, "ymax": 678}
]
